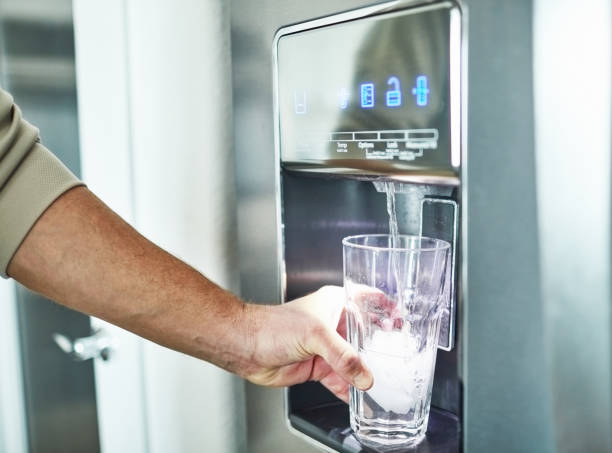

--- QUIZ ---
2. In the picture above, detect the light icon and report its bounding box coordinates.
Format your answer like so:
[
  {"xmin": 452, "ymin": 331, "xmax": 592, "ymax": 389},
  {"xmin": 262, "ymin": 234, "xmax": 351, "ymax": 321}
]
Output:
[
  {"xmin": 337, "ymin": 88, "xmax": 350, "ymax": 109},
  {"xmin": 412, "ymin": 75, "xmax": 429, "ymax": 107},
  {"xmin": 386, "ymin": 76, "xmax": 402, "ymax": 107},
  {"xmin": 294, "ymin": 90, "xmax": 307, "ymax": 114},
  {"xmin": 360, "ymin": 82, "xmax": 374, "ymax": 108}
]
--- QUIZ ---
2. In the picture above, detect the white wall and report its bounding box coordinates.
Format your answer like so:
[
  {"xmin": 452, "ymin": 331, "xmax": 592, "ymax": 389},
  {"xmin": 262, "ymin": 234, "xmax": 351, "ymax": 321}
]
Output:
[
  {"xmin": 74, "ymin": 0, "xmax": 245, "ymax": 451},
  {"xmin": 73, "ymin": 1, "xmax": 149, "ymax": 452},
  {"xmin": 125, "ymin": 1, "xmax": 245, "ymax": 452}
]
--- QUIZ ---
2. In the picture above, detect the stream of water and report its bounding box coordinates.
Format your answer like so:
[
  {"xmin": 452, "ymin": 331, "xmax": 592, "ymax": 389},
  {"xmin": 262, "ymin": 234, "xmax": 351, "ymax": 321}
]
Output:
[{"xmin": 383, "ymin": 182, "xmax": 403, "ymax": 305}]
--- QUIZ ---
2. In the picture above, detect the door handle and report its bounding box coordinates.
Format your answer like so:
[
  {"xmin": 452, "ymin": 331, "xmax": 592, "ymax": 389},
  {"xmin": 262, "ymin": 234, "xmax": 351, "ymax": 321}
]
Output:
[{"xmin": 53, "ymin": 329, "xmax": 114, "ymax": 361}]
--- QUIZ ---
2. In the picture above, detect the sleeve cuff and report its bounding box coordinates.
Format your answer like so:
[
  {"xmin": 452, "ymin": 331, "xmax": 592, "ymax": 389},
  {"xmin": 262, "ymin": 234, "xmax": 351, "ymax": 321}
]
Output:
[{"xmin": 0, "ymin": 143, "xmax": 84, "ymax": 278}]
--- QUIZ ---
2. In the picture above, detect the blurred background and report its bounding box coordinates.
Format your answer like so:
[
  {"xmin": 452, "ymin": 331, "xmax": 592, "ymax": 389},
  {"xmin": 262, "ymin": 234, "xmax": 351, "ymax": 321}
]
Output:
[{"xmin": 0, "ymin": 0, "xmax": 610, "ymax": 452}]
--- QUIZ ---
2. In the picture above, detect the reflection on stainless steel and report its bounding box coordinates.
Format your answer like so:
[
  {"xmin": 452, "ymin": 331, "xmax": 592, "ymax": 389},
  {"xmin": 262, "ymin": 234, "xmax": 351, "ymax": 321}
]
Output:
[
  {"xmin": 280, "ymin": 172, "xmax": 461, "ymax": 448},
  {"xmin": 330, "ymin": 6, "xmax": 449, "ymax": 168},
  {"xmin": 280, "ymin": 162, "xmax": 460, "ymax": 185},
  {"xmin": 275, "ymin": 1, "xmax": 461, "ymax": 179},
  {"xmin": 282, "ymin": 174, "xmax": 387, "ymax": 300},
  {"xmin": 0, "ymin": 0, "xmax": 100, "ymax": 451}
]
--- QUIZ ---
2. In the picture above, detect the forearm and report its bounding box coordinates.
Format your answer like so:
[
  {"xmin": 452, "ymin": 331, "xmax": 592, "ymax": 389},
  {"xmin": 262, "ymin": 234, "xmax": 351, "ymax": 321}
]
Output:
[
  {"xmin": 8, "ymin": 186, "xmax": 252, "ymax": 373},
  {"xmin": 7, "ymin": 186, "xmax": 373, "ymax": 398}
]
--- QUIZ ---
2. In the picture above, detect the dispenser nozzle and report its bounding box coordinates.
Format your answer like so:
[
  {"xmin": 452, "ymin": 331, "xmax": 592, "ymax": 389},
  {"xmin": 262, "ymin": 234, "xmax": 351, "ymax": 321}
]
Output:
[{"xmin": 372, "ymin": 181, "xmax": 414, "ymax": 193}]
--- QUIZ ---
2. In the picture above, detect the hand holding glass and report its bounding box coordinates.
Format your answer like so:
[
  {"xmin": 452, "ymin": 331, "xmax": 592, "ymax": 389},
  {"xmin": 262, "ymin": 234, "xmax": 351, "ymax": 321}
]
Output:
[{"xmin": 343, "ymin": 234, "xmax": 451, "ymax": 449}]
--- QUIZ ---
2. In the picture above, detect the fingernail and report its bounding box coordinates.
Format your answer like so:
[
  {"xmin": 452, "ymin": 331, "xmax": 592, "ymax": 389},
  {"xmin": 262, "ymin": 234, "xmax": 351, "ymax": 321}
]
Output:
[{"xmin": 354, "ymin": 371, "xmax": 373, "ymax": 390}]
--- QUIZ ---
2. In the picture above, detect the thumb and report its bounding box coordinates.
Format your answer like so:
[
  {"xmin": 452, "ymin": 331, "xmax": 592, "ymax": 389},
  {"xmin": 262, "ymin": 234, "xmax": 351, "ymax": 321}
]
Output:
[{"xmin": 308, "ymin": 328, "xmax": 373, "ymax": 391}]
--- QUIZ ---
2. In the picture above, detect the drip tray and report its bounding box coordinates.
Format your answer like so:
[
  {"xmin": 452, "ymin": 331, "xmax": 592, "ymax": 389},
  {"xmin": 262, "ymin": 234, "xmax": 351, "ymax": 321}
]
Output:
[{"xmin": 289, "ymin": 403, "xmax": 460, "ymax": 452}]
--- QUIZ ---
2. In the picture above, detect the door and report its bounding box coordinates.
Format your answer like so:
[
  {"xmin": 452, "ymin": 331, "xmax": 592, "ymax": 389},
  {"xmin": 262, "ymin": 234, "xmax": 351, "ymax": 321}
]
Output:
[{"xmin": 0, "ymin": 0, "xmax": 101, "ymax": 452}]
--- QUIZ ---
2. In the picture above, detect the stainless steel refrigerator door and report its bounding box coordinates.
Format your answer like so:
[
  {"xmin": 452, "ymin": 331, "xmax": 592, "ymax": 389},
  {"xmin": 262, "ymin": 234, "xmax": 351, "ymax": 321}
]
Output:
[{"xmin": 232, "ymin": 0, "xmax": 611, "ymax": 452}]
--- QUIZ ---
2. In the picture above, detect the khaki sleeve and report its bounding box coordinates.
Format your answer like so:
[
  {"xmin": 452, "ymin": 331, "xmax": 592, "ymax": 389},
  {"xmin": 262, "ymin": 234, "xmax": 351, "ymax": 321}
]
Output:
[{"xmin": 0, "ymin": 88, "xmax": 83, "ymax": 278}]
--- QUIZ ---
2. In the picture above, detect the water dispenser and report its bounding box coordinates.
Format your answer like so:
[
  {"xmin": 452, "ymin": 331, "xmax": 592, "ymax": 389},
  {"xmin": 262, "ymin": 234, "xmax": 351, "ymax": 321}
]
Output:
[{"xmin": 274, "ymin": 1, "xmax": 462, "ymax": 451}]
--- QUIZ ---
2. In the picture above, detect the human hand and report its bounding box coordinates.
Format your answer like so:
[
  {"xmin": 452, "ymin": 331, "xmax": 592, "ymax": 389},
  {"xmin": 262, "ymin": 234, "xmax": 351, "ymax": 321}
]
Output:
[
  {"xmin": 240, "ymin": 286, "xmax": 373, "ymax": 402},
  {"xmin": 346, "ymin": 283, "xmax": 403, "ymax": 332}
]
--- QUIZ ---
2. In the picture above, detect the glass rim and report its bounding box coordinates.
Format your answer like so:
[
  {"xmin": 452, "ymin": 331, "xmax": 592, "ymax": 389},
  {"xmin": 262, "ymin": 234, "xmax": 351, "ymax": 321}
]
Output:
[{"xmin": 342, "ymin": 234, "xmax": 451, "ymax": 252}]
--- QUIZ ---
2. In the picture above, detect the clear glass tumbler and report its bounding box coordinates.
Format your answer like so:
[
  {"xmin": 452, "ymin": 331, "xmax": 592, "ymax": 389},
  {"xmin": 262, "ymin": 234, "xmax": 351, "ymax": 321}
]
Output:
[{"xmin": 343, "ymin": 234, "xmax": 451, "ymax": 450}]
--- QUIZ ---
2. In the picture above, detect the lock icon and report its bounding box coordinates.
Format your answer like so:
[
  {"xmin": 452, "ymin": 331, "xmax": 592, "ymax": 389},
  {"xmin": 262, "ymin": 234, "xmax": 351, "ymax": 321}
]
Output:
[{"xmin": 386, "ymin": 76, "xmax": 402, "ymax": 107}]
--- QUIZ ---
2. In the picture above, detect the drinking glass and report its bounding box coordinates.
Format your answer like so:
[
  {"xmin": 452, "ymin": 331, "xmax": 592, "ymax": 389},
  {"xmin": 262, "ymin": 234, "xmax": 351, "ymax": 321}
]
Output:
[{"xmin": 343, "ymin": 234, "xmax": 451, "ymax": 449}]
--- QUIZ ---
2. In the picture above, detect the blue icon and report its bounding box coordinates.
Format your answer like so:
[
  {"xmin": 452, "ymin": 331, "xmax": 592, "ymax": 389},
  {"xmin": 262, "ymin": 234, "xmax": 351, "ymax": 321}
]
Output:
[
  {"xmin": 412, "ymin": 75, "xmax": 429, "ymax": 107},
  {"xmin": 360, "ymin": 83, "xmax": 374, "ymax": 108},
  {"xmin": 294, "ymin": 90, "xmax": 307, "ymax": 114},
  {"xmin": 337, "ymin": 88, "xmax": 350, "ymax": 109},
  {"xmin": 386, "ymin": 76, "xmax": 402, "ymax": 107}
]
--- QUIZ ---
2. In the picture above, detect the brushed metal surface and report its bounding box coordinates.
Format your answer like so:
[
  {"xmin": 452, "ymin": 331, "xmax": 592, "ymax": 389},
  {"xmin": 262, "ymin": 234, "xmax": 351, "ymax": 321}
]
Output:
[
  {"xmin": 462, "ymin": 1, "xmax": 554, "ymax": 451},
  {"xmin": 533, "ymin": 0, "xmax": 612, "ymax": 451}
]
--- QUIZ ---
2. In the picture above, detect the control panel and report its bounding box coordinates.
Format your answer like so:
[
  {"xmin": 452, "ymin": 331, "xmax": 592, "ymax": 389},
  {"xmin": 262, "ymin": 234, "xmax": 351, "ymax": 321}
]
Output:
[{"xmin": 274, "ymin": 2, "xmax": 461, "ymax": 178}]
